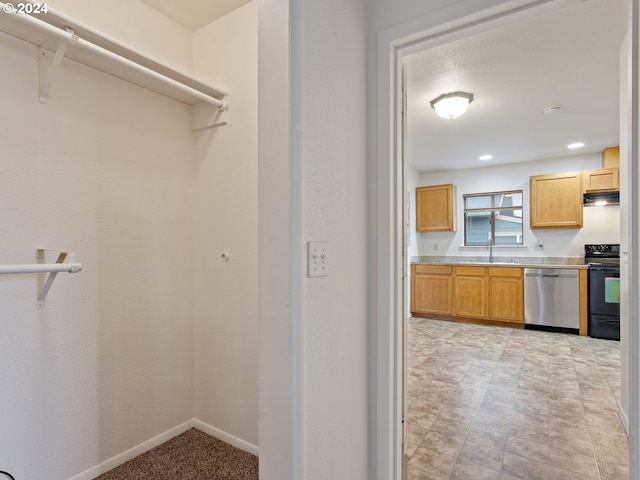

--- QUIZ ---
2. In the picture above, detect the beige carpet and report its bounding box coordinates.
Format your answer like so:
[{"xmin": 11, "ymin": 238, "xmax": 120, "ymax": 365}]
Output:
[{"xmin": 94, "ymin": 428, "xmax": 258, "ymax": 480}]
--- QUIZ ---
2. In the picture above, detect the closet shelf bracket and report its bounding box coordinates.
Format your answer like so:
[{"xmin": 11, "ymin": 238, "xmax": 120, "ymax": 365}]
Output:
[
  {"xmin": 38, "ymin": 29, "xmax": 78, "ymax": 104},
  {"xmin": 190, "ymin": 96, "xmax": 230, "ymax": 132},
  {"xmin": 0, "ymin": 248, "xmax": 83, "ymax": 308}
]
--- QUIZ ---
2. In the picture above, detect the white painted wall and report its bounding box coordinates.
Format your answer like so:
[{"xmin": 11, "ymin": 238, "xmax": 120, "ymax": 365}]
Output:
[
  {"xmin": 0, "ymin": 28, "xmax": 194, "ymax": 479},
  {"xmin": 296, "ymin": 0, "xmax": 368, "ymax": 477},
  {"xmin": 192, "ymin": 1, "xmax": 259, "ymax": 450},
  {"xmin": 258, "ymin": 0, "xmax": 369, "ymax": 478},
  {"xmin": 413, "ymin": 154, "xmax": 621, "ymax": 259}
]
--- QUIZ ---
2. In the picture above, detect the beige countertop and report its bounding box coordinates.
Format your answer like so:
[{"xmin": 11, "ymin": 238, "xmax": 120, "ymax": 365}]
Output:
[{"xmin": 411, "ymin": 261, "xmax": 588, "ymax": 269}]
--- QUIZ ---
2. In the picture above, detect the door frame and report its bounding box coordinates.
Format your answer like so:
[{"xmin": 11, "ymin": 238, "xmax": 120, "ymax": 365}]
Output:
[{"xmin": 373, "ymin": 1, "xmax": 639, "ymax": 478}]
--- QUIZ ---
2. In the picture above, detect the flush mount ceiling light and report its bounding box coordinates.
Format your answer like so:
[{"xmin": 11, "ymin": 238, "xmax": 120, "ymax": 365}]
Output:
[
  {"xmin": 543, "ymin": 106, "xmax": 561, "ymax": 116},
  {"xmin": 479, "ymin": 154, "xmax": 493, "ymax": 161},
  {"xmin": 568, "ymin": 142, "xmax": 585, "ymax": 149},
  {"xmin": 430, "ymin": 91, "xmax": 474, "ymax": 119}
]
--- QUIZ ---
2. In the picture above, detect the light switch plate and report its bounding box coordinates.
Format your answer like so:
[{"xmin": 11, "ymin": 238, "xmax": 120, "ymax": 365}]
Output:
[{"xmin": 307, "ymin": 241, "xmax": 328, "ymax": 277}]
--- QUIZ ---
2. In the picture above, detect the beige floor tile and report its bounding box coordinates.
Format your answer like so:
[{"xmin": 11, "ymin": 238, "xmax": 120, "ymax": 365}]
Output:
[
  {"xmin": 597, "ymin": 460, "xmax": 630, "ymax": 480},
  {"xmin": 505, "ymin": 435, "xmax": 550, "ymax": 464},
  {"xmin": 409, "ymin": 446, "xmax": 457, "ymax": 480},
  {"xmin": 501, "ymin": 452, "xmax": 549, "ymax": 480},
  {"xmin": 406, "ymin": 319, "xmax": 629, "ymax": 480},
  {"xmin": 450, "ymin": 462, "xmax": 501, "ymax": 480},
  {"xmin": 549, "ymin": 447, "xmax": 599, "ymax": 478},
  {"xmin": 419, "ymin": 428, "xmax": 467, "ymax": 458},
  {"xmin": 457, "ymin": 439, "xmax": 505, "ymax": 472}
]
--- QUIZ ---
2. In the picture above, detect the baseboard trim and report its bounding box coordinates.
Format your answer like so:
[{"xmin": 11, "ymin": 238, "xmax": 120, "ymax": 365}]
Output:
[
  {"xmin": 67, "ymin": 418, "xmax": 259, "ymax": 480},
  {"xmin": 619, "ymin": 405, "xmax": 630, "ymax": 435},
  {"xmin": 191, "ymin": 418, "xmax": 259, "ymax": 456},
  {"xmin": 67, "ymin": 420, "xmax": 194, "ymax": 480}
]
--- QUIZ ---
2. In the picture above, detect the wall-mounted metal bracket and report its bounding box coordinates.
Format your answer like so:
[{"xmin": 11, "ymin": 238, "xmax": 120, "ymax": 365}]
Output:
[
  {"xmin": 35, "ymin": 248, "xmax": 82, "ymax": 308},
  {"xmin": 0, "ymin": 249, "xmax": 82, "ymax": 308},
  {"xmin": 190, "ymin": 95, "xmax": 229, "ymax": 132},
  {"xmin": 38, "ymin": 28, "xmax": 79, "ymax": 104}
]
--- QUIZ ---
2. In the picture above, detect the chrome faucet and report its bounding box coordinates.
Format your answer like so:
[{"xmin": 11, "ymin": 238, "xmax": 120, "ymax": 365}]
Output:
[{"xmin": 486, "ymin": 234, "xmax": 494, "ymax": 263}]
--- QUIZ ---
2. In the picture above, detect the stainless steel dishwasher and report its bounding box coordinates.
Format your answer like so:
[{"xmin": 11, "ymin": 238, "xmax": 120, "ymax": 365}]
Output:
[{"xmin": 524, "ymin": 268, "xmax": 580, "ymax": 333}]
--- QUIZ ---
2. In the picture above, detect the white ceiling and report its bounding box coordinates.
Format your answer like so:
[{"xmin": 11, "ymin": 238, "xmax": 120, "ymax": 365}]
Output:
[
  {"xmin": 405, "ymin": 0, "xmax": 628, "ymax": 173},
  {"xmin": 139, "ymin": 0, "xmax": 251, "ymax": 31}
]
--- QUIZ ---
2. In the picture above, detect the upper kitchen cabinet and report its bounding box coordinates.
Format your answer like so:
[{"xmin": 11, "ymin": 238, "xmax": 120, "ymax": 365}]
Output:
[
  {"xmin": 416, "ymin": 184, "xmax": 456, "ymax": 232},
  {"xmin": 582, "ymin": 167, "xmax": 620, "ymax": 192},
  {"xmin": 583, "ymin": 146, "xmax": 620, "ymax": 192},
  {"xmin": 602, "ymin": 146, "xmax": 620, "ymax": 168},
  {"xmin": 530, "ymin": 172, "xmax": 583, "ymax": 229}
]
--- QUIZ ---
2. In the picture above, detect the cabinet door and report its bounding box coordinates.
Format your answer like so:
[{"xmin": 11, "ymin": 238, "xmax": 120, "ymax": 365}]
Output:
[
  {"xmin": 487, "ymin": 267, "xmax": 523, "ymax": 323},
  {"xmin": 411, "ymin": 265, "xmax": 452, "ymax": 315},
  {"xmin": 602, "ymin": 146, "xmax": 620, "ymax": 168},
  {"xmin": 416, "ymin": 184, "xmax": 455, "ymax": 232},
  {"xmin": 582, "ymin": 168, "xmax": 620, "ymax": 192},
  {"xmin": 530, "ymin": 172, "xmax": 582, "ymax": 228},
  {"xmin": 453, "ymin": 266, "xmax": 486, "ymax": 318}
]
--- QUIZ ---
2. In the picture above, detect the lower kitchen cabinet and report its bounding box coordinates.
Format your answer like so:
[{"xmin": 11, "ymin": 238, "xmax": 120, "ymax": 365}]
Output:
[
  {"xmin": 487, "ymin": 267, "xmax": 523, "ymax": 323},
  {"xmin": 453, "ymin": 266, "xmax": 486, "ymax": 318},
  {"xmin": 411, "ymin": 264, "xmax": 453, "ymax": 315},
  {"xmin": 411, "ymin": 264, "xmax": 524, "ymax": 325}
]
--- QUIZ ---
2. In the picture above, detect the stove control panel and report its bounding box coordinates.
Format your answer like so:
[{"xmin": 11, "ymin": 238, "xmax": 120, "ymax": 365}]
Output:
[{"xmin": 585, "ymin": 244, "xmax": 620, "ymax": 257}]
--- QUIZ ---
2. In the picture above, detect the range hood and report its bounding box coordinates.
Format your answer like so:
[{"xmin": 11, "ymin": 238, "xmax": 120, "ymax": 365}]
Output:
[{"xmin": 583, "ymin": 191, "xmax": 619, "ymax": 206}]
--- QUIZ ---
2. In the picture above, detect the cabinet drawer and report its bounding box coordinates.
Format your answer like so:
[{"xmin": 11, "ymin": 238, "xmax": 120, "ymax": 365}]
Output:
[
  {"xmin": 455, "ymin": 266, "xmax": 486, "ymax": 276},
  {"xmin": 414, "ymin": 264, "xmax": 452, "ymax": 275},
  {"xmin": 487, "ymin": 267, "xmax": 522, "ymax": 277}
]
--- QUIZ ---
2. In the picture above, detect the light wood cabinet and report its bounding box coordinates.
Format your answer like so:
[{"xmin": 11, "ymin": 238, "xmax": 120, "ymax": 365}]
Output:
[
  {"xmin": 453, "ymin": 266, "xmax": 486, "ymax": 318},
  {"xmin": 487, "ymin": 267, "xmax": 523, "ymax": 323},
  {"xmin": 410, "ymin": 264, "xmax": 453, "ymax": 315},
  {"xmin": 416, "ymin": 184, "xmax": 455, "ymax": 232},
  {"xmin": 530, "ymin": 172, "xmax": 582, "ymax": 229},
  {"xmin": 582, "ymin": 168, "xmax": 620, "ymax": 192},
  {"xmin": 602, "ymin": 146, "xmax": 620, "ymax": 168},
  {"xmin": 411, "ymin": 264, "xmax": 524, "ymax": 325}
]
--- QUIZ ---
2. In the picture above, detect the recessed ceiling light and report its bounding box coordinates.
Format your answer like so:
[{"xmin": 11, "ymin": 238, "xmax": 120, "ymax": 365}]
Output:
[
  {"xmin": 568, "ymin": 142, "xmax": 585, "ymax": 149},
  {"xmin": 479, "ymin": 154, "xmax": 493, "ymax": 161}
]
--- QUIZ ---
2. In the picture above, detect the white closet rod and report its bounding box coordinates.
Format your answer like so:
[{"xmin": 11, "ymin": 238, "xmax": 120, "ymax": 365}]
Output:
[
  {"xmin": 0, "ymin": 3, "xmax": 226, "ymax": 109},
  {"xmin": 0, "ymin": 263, "xmax": 82, "ymax": 274}
]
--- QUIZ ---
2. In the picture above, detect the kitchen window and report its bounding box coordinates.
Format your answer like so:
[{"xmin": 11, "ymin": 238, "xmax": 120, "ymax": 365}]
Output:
[{"xmin": 464, "ymin": 190, "xmax": 523, "ymax": 246}]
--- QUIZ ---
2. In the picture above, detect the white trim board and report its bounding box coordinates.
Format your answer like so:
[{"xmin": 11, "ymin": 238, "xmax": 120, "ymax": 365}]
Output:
[{"xmin": 67, "ymin": 419, "xmax": 259, "ymax": 480}]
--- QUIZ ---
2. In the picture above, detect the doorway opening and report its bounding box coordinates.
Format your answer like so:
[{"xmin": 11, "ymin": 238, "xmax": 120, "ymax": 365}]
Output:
[{"xmin": 375, "ymin": 0, "xmax": 636, "ymax": 479}]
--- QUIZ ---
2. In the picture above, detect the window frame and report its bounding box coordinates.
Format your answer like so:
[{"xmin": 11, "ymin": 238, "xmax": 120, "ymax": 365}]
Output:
[{"xmin": 463, "ymin": 190, "xmax": 524, "ymax": 246}]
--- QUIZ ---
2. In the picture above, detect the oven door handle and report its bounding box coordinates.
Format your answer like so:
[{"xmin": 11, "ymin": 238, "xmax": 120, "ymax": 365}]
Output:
[{"xmin": 589, "ymin": 267, "xmax": 620, "ymax": 273}]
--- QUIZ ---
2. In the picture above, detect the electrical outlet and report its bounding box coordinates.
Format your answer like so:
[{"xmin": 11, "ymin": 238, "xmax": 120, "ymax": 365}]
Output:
[{"xmin": 307, "ymin": 241, "xmax": 328, "ymax": 277}]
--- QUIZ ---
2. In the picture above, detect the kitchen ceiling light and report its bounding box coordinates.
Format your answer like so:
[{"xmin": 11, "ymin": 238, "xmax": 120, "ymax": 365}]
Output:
[
  {"xmin": 568, "ymin": 142, "xmax": 585, "ymax": 149},
  {"xmin": 479, "ymin": 154, "xmax": 493, "ymax": 161},
  {"xmin": 430, "ymin": 91, "xmax": 474, "ymax": 119}
]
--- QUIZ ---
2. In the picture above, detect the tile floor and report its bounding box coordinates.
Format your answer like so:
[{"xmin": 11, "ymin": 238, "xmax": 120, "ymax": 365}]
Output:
[{"xmin": 406, "ymin": 318, "xmax": 628, "ymax": 480}]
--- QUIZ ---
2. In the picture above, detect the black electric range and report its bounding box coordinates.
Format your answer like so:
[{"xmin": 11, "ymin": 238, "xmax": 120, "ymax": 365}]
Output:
[{"xmin": 585, "ymin": 244, "xmax": 620, "ymax": 340}]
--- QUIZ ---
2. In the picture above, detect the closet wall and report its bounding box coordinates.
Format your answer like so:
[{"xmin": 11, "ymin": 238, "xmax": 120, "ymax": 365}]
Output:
[
  {"xmin": 192, "ymin": 2, "xmax": 259, "ymax": 450},
  {"xmin": 0, "ymin": 1, "xmax": 258, "ymax": 478}
]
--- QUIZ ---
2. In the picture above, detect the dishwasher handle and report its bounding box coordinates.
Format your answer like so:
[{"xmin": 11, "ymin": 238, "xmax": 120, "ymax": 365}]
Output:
[{"xmin": 525, "ymin": 272, "xmax": 577, "ymax": 279}]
